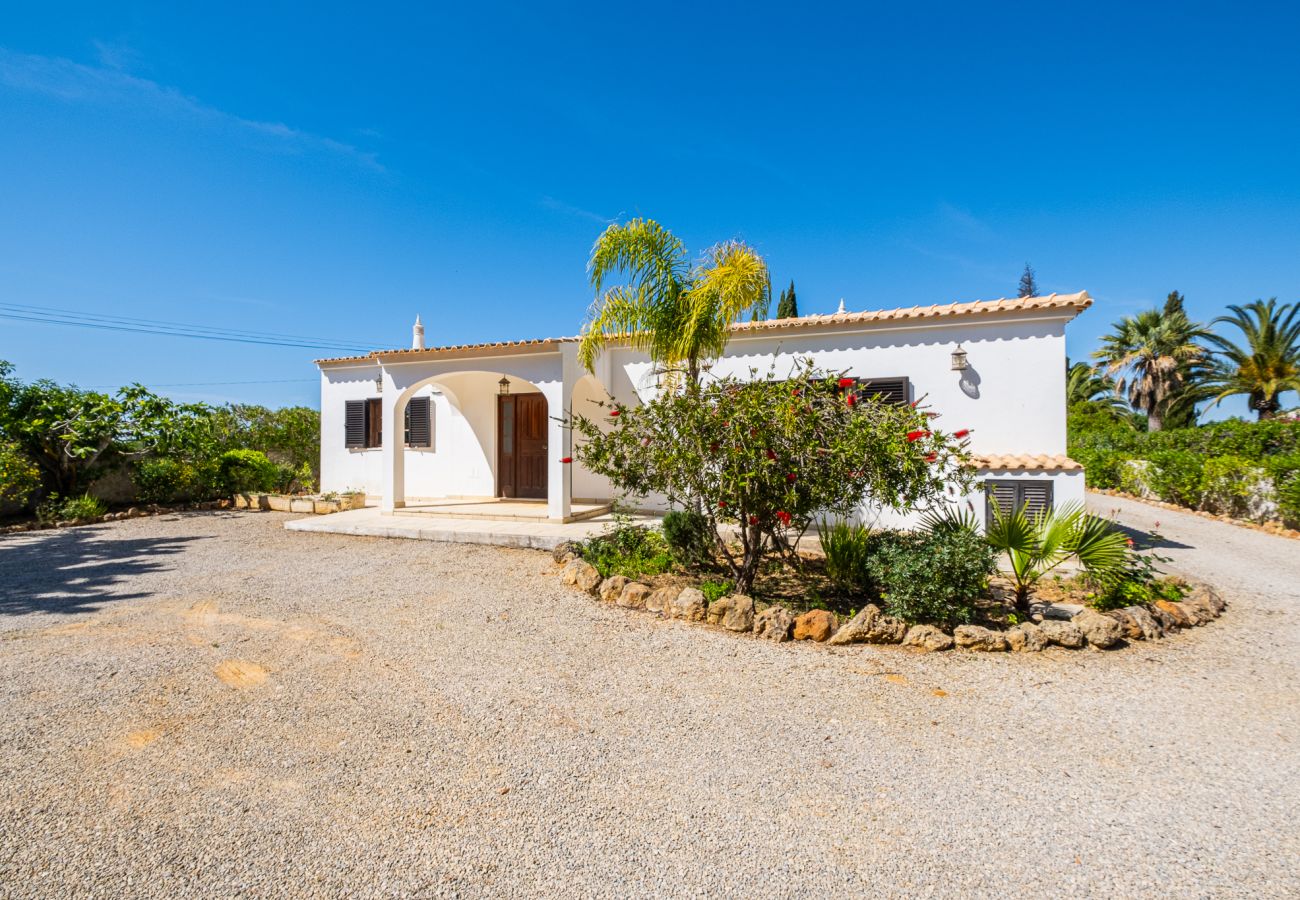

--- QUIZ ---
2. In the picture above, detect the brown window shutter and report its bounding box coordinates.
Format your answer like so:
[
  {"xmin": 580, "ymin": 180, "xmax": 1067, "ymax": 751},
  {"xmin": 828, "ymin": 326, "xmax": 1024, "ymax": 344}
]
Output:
[
  {"xmin": 365, "ymin": 398, "xmax": 383, "ymax": 448},
  {"xmin": 405, "ymin": 397, "xmax": 432, "ymax": 448},
  {"xmin": 1021, "ymin": 482, "xmax": 1054, "ymax": 520},
  {"xmin": 345, "ymin": 400, "xmax": 366, "ymax": 448}
]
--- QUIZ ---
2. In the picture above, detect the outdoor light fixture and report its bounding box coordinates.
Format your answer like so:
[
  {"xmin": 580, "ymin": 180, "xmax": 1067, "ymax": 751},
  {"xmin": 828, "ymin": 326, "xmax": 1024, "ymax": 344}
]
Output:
[
  {"xmin": 375, "ymin": 373, "xmax": 383, "ymax": 393},
  {"xmin": 950, "ymin": 345, "xmax": 969, "ymax": 371},
  {"xmin": 498, "ymin": 376, "xmax": 511, "ymax": 395}
]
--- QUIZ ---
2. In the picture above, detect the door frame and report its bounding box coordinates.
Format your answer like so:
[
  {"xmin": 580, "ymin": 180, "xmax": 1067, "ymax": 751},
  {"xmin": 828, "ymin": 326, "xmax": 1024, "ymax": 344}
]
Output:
[{"xmin": 496, "ymin": 392, "xmax": 547, "ymax": 499}]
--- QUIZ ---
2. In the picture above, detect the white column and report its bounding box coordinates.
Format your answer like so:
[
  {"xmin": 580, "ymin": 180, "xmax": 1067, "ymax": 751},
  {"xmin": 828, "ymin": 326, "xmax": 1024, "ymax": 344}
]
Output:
[
  {"xmin": 380, "ymin": 373, "xmax": 406, "ymax": 512},
  {"xmin": 544, "ymin": 349, "xmax": 577, "ymax": 521}
]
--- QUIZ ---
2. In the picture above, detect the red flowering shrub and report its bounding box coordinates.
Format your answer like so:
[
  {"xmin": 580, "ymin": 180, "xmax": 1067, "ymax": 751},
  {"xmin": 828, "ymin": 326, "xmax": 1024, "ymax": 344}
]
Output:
[{"xmin": 569, "ymin": 362, "xmax": 973, "ymax": 593}]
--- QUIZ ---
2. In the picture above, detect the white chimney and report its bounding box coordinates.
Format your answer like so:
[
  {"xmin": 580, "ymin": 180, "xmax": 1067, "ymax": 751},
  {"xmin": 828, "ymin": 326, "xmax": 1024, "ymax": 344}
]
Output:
[
  {"xmin": 836, "ymin": 298, "xmax": 846, "ymax": 314},
  {"xmin": 412, "ymin": 315, "xmax": 425, "ymax": 350}
]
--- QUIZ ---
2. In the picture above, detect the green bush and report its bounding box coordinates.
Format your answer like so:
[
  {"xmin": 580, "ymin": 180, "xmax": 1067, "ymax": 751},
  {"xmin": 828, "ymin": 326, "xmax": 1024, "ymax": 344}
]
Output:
[
  {"xmin": 863, "ymin": 527, "xmax": 996, "ymax": 627},
  {"xmin": 36, "ymin": 493, "xmax": 108, "ymax": 524},
  {"xmin": 1072, "ymin": 447, "xmax": 1128, "ymax": 489},
  {"xmin": 1199, "ymin": 455, "xmax": 1264, "ymax": 517},
  {"xmin": 699, "ymin": 579, "xmax": 734, "ymax": 604},
  {"xmin": 1145, "ymin": 451, "xmax": 1204, "ymax": 507},
  {"xmin": 662, "ymin": 509, "xmax": 712, "ymax": 565},
  {"xmin": 134, "ymin": 457, "xmax": 221, "ymax": 504},
  {"xmin": 581, "ymin": 524, "xmax": 675, "ymax": 580},
  {"xmin": 217, "ymin": 449, "xmax": 281, "ymax": 494},
  {"xmin": 0, "ymin": 441, "xmax": 40, "ymax": 506},
  {"xmin": 818, "ymin": 519, "xmax": 872, "ymax": 591},
  {"xmin": 1089, "ymin": 548, "xmax": 1185, "ymax": 611}
]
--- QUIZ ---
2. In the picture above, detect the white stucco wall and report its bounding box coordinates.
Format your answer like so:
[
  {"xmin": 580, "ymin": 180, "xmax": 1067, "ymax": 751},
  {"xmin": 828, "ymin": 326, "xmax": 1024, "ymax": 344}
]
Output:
[{"xmin": 318, "ymin": 308, "xmax": 1081, "ymax": 526}]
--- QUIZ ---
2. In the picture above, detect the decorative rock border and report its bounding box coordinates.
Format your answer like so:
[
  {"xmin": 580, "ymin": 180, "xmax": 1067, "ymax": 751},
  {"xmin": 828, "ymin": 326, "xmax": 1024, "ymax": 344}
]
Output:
[
  {"xmin": 233, "ymin": 492, "xmax": 366, "ymax": 514},
  {"xmin": 0, "ymin": 500, "xmax": 230, "ymax": 535},
  {"xmin": 1091, "ymin": 487, "xmax": 1300, "ymax": 540},
  {"xmin": 552, "ymin": 543, "xmax": 1227, "ymax": 653}
]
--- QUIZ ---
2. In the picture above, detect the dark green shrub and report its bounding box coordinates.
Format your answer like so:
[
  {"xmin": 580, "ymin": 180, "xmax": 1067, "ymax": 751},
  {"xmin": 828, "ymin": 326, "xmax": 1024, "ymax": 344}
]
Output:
[
  {"xmin": 581, "ymin": 524, "xmax": 674, "ymax": 579},
  {"xmin": 865, "ymin": 528, "xmax": 996, "ymax": 627},
  {"xmin": 662, "ymin": 509, "xmax": 712, "ymax": 565},
  {"xmin": 134, "ymin": 457, "xmax": 220, "ymax": 504},
  {"xmin": 817, "ymin": 519, "xmax": 872, "ymax": 591},
  {"xmin": 36, "ymin": 493, "xmax": 107, "ymax": 523},
  {"xmin": 1145, "ymin": 451, "xmax": 1204, "ymax": 507},
  {"xmin": 699, "ymin": 579, "xmax": 733, "ymax": 604},
  {"xmin": 217, "ymin": 449, "xmax": 280, "ymax": 494},
  {"xmin": 1089, "ymin": 548, "xmax": 1184, "ymax": 611}
]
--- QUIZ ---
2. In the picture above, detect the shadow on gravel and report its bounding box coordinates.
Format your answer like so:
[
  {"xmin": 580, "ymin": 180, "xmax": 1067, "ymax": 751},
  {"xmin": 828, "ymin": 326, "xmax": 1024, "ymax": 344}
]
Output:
[
  {"xmin": 0, "ymin": 525, "xmax": 205, "ymax": 616},
  {"xmin": 1109, "ymin": 521, "xmax": 1193, "ymax": 551}
]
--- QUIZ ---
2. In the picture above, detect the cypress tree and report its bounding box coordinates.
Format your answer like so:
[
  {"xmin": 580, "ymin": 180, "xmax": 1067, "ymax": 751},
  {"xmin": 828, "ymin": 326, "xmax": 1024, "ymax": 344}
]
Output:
[
  {"xmin": 1018, "ymin": 263, "xmax": 1039, "ymax": 298},
  {"xmin": 776, "ymin": 280, "xmax": 799, "ymax": 318}
]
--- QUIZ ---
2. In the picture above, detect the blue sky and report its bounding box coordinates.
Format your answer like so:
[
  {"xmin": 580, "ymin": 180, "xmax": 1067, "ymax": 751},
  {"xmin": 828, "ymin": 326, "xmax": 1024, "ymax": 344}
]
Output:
[{"xmin": 2, "ymin": 1, "xmax": 1297, "ymax": 417}]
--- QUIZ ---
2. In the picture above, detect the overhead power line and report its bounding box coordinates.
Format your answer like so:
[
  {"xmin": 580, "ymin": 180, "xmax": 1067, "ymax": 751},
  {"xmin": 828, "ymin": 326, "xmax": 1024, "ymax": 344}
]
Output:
[
  {"xmin": 83, "ymin": 378, "xmax": 319, "ymax": 389},
  {"xmin": 0, "ymin": 301, "xmax": 386, "ymax": 352}
]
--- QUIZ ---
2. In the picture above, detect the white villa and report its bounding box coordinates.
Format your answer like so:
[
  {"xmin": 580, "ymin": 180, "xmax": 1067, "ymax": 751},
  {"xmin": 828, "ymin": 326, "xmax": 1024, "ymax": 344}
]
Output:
[{"xmin": 315, "ymin": 292, "xmax": 1091, "ymax": 527}]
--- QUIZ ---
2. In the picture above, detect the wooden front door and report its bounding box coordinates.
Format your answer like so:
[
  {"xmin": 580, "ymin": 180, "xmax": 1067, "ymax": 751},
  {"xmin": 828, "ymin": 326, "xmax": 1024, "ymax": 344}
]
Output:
[{"xmin": 497, "ymin": 393, "xmax": 548, "ymax": 499}]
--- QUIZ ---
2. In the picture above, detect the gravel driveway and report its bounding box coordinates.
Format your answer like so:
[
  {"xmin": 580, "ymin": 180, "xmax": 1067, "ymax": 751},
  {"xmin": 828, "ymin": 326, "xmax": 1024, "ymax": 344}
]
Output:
[{"xmin": 1, "ymin": 506, "xmax": 1297, "ymax": 898}]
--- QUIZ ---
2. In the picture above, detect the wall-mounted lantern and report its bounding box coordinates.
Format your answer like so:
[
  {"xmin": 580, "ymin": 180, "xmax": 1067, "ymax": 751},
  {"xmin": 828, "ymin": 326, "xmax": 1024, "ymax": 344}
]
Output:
[
  {"xmin": 375, "ymin": 372, "xmax": 383, "ymax": 393},
  {"xmin": 950, "ymin": 345, "xmax": 969, "ymax": 372},
  {"xmin": 498, "ymin": 376, "xmax": 511, "ymax": 395}
]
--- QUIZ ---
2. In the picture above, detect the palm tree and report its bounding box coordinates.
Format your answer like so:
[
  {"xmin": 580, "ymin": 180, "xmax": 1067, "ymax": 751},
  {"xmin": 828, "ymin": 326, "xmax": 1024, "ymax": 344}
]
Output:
[
  {"xmin": 985, "ymin": 502, "xmax": 1130, "ymax": 613},
  {"xmin": 1203, "ymin": 298, "xmax": 1300, "ymax": 420},
  {"xmin": 1092, "ymin": 303, "xmax": 1209, "ymax": 432},
  {"xmin": 579, "ymin": 219, "xmax": 770, "ymax": 387},
  {"xmin": 1066, "ymin": 359, "xmax": 1126, "ymax": 411}
]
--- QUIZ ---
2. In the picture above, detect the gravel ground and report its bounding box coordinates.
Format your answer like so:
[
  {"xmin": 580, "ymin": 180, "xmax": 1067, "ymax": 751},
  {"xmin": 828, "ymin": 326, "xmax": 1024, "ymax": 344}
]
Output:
[{"xmin": 1, "ymin": 505, "xmax": 1297, "ymax": 898}]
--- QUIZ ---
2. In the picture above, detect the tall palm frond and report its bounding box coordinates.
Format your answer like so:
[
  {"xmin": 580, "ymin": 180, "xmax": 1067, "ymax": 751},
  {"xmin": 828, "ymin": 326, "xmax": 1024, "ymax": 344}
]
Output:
[
  {"xmin": 1066, "ymin": 360, "xmax": 1125, "ymax": 410},
  {"xmin": 1203, "ymin": 298, "xmax": 1300, "ymax": 419},
  {"xmin": 1091, "ymin": 306, "xmax": 1210, "ymax": 431},
  {"xmin": 578, "ymin": 220, "xmax": 769, "ymax": 387}
]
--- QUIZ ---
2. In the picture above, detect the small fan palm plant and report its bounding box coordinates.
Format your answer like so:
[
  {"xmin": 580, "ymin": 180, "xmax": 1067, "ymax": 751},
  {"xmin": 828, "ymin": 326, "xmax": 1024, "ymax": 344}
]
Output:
[
  {"xmin": 985, "ymin": 502, "xmax": 1130, "ymax": 612},
  {"xmin": 579, "ymin": 219, "xmax": 770, "ymax": 388}
]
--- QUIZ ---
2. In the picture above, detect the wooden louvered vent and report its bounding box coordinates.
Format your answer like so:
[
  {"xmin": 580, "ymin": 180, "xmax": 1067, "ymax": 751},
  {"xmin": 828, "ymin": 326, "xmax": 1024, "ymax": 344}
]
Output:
[
  {"xmin": 985, "ymin": 480, "xmax": 1055, "ymax": 527},
  {"xmin": 405, "ymin": 396, "xmax": 432, "ymax": 448},
  {"xmin": 853, "ymin": 377, "xmax": 910, "ymax": 406}
]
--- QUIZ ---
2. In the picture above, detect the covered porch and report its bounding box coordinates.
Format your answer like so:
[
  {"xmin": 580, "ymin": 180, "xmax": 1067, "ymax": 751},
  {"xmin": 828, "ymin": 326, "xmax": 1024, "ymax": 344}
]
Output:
[{"xmin": 374, "ymin": 339, "xmax": 619, "ymax": 523}]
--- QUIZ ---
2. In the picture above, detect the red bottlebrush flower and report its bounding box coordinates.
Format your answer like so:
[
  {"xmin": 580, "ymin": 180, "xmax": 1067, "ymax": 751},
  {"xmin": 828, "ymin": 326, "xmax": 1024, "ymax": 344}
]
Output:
[
  {"xmin": 906, "ymin": 430, "xmax": 930, "ymax": 442},
  {"xmin": 910, "ymin": 400, "xmax": 920, "ymax": 408},
  {"xmin": 848, "ymin": 470, "xmax": 860, "ymax": 478},
  {"xmin": 924, "ymin": 453, "xmax": 937, "ymax": 463},
  {"xmin": 925, "ymin": 411, "xmax": 940, "ymax": 419},
  {"xmin": 722, "ymin": 421, "xmax": 729, "ymax": 427},
  {"xmin": 846, "ymin": 394, "xmax": 856, "ymax": 407},
  {"xmin": 609, "ymin": 408, "xmax": 621, "ymax": 417},
  {"xmin": 718, "ymin": 500, "xmax": 728, "ymax": 508},
  {"xmin": 775, "ymin": 510, "xmax": 792, "ymax": 526},
  {"xmin": 1126, "ymin": 538, "xmax": 1135, "ymax": 547},
  {"xmin": 786, "ymin": 472, "xmax": 797, "ymax": 482},
  {"xmin": 837, "ymin": 377, "xmax": 855, "ymax": 388},
  {"xmin": 709, "ymin": 442, "xmax": 719, "ymax": 452},
  {"xmin": 791, "ymin": 388, "xmax": 801, "ymax": 396},
  {"xmin": 748, "ymin": 515, "xmax": 759, "ymax": 526},
  {"xmin": 559, "ymin": 457, "xmax": 572, "ymax": 464},
  {"xmin": 953, "ymin": 429, "xmax": 970, "ymax": 439},
  {"xmin": 766, "ymin": 449, "xmax": 777, "ymax": 460}
]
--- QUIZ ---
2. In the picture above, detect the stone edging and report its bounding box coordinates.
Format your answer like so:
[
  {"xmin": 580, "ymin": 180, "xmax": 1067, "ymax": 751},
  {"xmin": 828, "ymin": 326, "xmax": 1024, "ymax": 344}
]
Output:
[
  {"xmin": 551, "ymin": 543, "xmax": 1226, "ymax": 653},
  {"xmin": 1090, "ymin": 488, "xmax": 1300, "ymax": 540},
  {"xmin": 0, "ymin": 500, "xmax": 232, "ymax": 535}
]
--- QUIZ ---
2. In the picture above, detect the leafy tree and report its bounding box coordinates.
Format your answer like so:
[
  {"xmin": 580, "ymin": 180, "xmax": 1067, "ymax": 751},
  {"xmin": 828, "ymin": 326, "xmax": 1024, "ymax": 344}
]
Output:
[
  {"xmin": 0, "ymin": 440, "xmax": 40, "ymax": 505},
  {"xmin": 569, "ymin": 361, "xmax": 973, "ymax": 594},
  {"xmin": 1203, "ymin": 298, "xmax": 1300, "ymax": 420},
  {"xmin": 578, "ymin": 219, "xmax": 770, "ymax": 387},
  {"xmin": 1164, "ymin": 290, "xmax": 1187, "ymax": 317},
  {"xmin": 776, "ymin": 280, "xmax": 799, "ymax": 318},
  {"xmin": 1018, "ymin": 263, "xmax": 1039, "ymax": 298},
  {"xmin": 1092, "ymin": 306, "xmax": 1209, "ymax": 432}
]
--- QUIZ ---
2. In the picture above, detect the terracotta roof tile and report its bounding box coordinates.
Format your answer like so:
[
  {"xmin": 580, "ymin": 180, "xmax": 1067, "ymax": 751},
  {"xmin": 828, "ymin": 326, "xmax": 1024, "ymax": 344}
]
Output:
[
  {"xmin": 730, "ymin": 292, "xmax": 1092, "ymax": 335},
  {"xmin": 315, "ymin": 292, "xmax": 1092, "ymax": 365},
  {"xmin": 973, "ymin": 454, "xmax": 1083, "ymax": 471}
]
